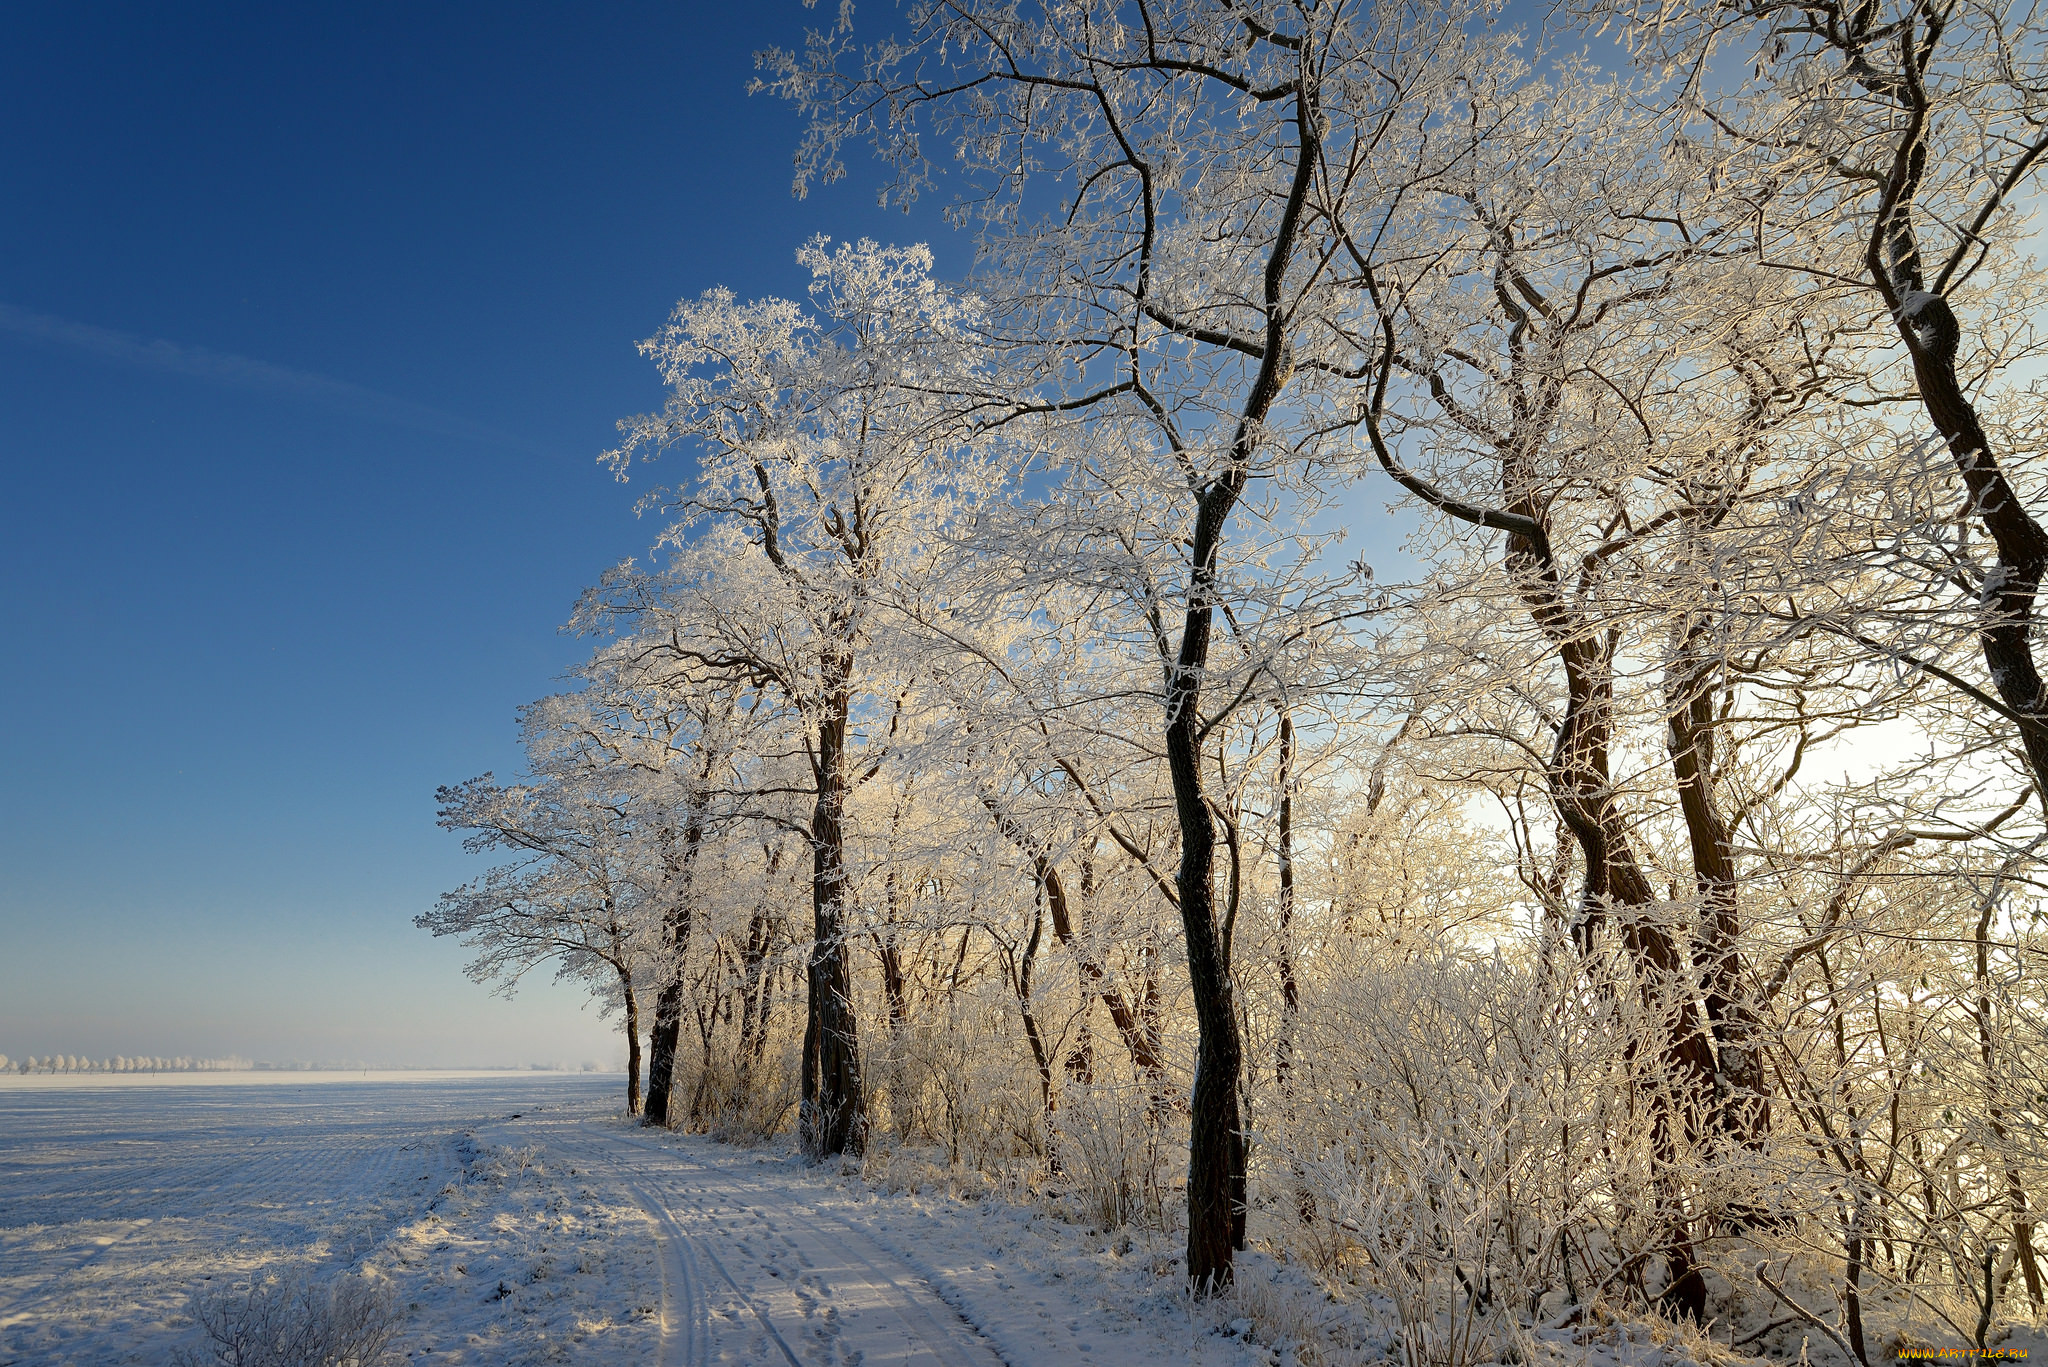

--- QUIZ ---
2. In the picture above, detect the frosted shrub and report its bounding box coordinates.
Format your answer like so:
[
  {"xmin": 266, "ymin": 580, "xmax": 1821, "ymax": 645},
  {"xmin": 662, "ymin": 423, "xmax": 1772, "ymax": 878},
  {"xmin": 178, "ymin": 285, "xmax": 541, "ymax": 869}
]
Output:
[
  {"xmin": 691, "ymin": 1043, "xmax": 801, "ymax": 1145},
  {"xmin": 1052, "ymin": 1080, "xmax": 1176, "ymax": 1232},
  {"xmin": 873, "ymin": 994, "xmax": 1046, "ymax": 1171},
  {"xmin": 171, "ymin": 1269, "xmax": 401, "ymax": 1367},
  {"xmin": 1258, "ymin": 944, "xmax": 1690, "ymax": 1349}
]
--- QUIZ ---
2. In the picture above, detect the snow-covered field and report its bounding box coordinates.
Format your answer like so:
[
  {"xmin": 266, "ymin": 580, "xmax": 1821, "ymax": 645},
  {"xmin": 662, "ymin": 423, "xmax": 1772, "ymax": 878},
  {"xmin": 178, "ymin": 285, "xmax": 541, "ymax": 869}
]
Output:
[
  {"xmin": 0, "ymin": 1075, "xmax": 656, "ymax": 1365},
  {"xmin": 2, "ymin": 1076, "xmax": 1785, "ymax": 1366}
]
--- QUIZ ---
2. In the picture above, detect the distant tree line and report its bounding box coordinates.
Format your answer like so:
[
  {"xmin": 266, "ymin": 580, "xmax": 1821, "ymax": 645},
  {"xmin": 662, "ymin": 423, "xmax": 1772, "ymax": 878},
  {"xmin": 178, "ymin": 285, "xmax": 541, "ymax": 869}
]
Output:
[{"xmin": 1, "ymin": 1055, "xmax": 253, "ymax": 1073}]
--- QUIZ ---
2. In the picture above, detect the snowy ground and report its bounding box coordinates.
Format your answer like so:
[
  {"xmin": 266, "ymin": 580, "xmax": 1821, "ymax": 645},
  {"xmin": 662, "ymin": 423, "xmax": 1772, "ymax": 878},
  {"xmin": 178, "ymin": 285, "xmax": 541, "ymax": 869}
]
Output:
[
  {"xmin": 2, "ymin": 1077, "xmax": 1788, "ymax": 1366},
  {"xmin": 0, "ymin": 1076, "xmax": 654, "ymax": 1366}
]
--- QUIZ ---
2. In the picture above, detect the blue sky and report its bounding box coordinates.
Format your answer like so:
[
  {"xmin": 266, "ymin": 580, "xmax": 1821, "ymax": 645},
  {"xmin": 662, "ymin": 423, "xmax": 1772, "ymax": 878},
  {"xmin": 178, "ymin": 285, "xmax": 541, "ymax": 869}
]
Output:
[{"xmin": 0, "ymin": 2, "xmax": 941, "ymax": 1066}]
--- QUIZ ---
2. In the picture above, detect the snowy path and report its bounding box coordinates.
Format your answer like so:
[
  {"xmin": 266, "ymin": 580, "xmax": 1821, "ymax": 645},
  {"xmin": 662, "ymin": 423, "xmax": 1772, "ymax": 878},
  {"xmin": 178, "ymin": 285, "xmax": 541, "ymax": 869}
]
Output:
[{"xmin": 544, "ymin": 1118, "xmax": 1009, "ymax": 1367}]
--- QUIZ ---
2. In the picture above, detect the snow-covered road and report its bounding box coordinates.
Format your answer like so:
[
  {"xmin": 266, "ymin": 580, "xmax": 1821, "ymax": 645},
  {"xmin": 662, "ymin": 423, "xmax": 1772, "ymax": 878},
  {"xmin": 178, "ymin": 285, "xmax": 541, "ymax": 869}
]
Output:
[{"xmin": 546, "ymin": 1118, "xmax": 1009, "ymax": 1367}]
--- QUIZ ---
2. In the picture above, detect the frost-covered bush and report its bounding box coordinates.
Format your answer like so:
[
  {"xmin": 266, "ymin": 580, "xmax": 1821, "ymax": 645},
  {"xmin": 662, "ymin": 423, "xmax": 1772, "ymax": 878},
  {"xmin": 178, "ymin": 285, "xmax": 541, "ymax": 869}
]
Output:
[
  {"xmin": 870, "ymin": 988, "xmax": 1052, "ymax": 1171},
  {"xmin": 1244, "ymin": 941, "xmax": 1710, "ymax": 1357},
  {"xmin": 690, "ymin": 1041, "xmax": 802, "ymax": 1145},
  {"xmin": 1052, "ymin": 1080, "xmax": 1175, "ymax": 1232},
  {"xmin": 171, "ymin": 1269, "xmax": 402, "ymax": 1367}
]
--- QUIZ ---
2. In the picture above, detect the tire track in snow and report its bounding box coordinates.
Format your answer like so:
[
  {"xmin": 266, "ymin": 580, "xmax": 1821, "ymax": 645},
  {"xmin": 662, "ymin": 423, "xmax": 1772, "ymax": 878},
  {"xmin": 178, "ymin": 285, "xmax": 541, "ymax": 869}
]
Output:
[
  {"xmin": 556, "ymin": 1132, "xmax": 717, "ymax": 1367},
  {"xmin": 576, "ymin": 1121, "xmax": 1009, "ymax": 1367}
]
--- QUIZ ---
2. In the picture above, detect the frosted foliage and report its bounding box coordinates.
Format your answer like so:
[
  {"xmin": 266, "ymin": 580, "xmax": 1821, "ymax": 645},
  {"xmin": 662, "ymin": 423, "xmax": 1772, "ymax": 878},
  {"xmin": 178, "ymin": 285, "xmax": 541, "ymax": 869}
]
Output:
[{"xmin": 416, "ymin": 0, "xmax": 2048, "ymax": 1358}]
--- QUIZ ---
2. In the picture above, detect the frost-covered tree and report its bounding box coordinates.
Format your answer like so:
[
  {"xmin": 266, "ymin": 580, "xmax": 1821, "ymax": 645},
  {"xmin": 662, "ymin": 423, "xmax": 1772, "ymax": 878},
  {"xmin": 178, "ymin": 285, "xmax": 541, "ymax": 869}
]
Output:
[
  {"xmin": 1583, "ymin": 0, "xmax": 2048, "ymax": 808},
  {"xmin": 764, "ymin": 0, "xmax": 1516, "ymax": 1288},
  {"xmin": 422, "ymin": 727, "xmax": 657, "ymax": 1115},
  {"xmin": 594, "ymin": 238, "xmax": 1007, "ymax": 1159}
]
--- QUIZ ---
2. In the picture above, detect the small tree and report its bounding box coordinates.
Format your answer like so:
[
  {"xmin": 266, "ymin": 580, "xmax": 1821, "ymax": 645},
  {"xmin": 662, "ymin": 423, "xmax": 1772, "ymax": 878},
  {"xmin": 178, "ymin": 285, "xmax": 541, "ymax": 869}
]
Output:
[{"xmin": 423, "ymin": 752, "xmax": 656, "ymax": 1115}]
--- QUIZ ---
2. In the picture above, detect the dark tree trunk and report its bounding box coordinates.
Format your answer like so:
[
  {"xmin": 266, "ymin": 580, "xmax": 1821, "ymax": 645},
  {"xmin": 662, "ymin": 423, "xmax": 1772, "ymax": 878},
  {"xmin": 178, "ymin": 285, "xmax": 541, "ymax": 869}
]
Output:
[
  {"xmin": 642, "ymin": 812, "xmax": 705, "ymax": 1129},
  {"xmin": 737, "ymin": 916, "xmax": 772, "ymax": 1073},
  {"xmin": 1011, "ymin": 878, "xmax": 1057, "ymax": 1139},
  {"xmin": 1166, "ymin": 475, "xmax": 1253, "ymax": 1288},
  {"xmin": 752, "ymin": 953, "xmax": 776, "ymax": 1068},
  {"xmin": 1144, "ymin": 51, "xmax": 1315, "ymax": 1291},
  {"xmin": 1168, "ymin": 652, "xmax": 1247, "ymax": 1290},
  {"xmin": 1902, "ymin": 296, "xmax": 2048, "ymax": 798},
  {"xmin": 878, "ymin": 879, "xmax": 910, "ymax": 1034},
  {"xmin": 1161, "ymin": 113, "xmax": 1314, "ymax": 1282},
  {"xmin": 690, "ymin": 992, "xmax": 719, "ymax": 1125},
  {"xmin": 1064, "ymin": 1013, "xmax": 1094, "ymax": 1083},
  {"xmin": 620, "ymin": 966, "xmax": 644, "ymax": 1117},
  {"xmin": 736, "ymin": 848, "xmax": 782, "ymax": 1082},
  {"xmin": 1275, "ymin": 708, "xmax": 1317, "ymax": 1225},
  {"xmin": 1665, "ymin": 623, "xmax": 1771, "ymax": 1155},
  {"xmin": 1506, "ymin": 529, "xmax": 1716, "ymax": 1322},
  {"xmin": 801, "ymin": 666, "xmax": 865, "ymax": 1160},
  {"xmin": 1507, "ymin": 536, "xmax": 1718, "ymax": 1089},
  {"xmin": 983, "ymin": 796, "xmax": 1167, "ymax": 1085},
  {"xmin": 644, "ymin": 981, "xmax": 684, "ymax": 1128},
  {"xmin": 1861, "ymin": 93, "xmax": 2048, "ymax": 806},
  {"xmin": 1274, "ymin": 710, "xmax": 1301, "ymax": 1085}
]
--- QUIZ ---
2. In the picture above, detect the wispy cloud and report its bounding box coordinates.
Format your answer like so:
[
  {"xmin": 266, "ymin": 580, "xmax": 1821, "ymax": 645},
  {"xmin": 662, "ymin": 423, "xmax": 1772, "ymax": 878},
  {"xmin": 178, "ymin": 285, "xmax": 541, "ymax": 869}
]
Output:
[{"xmin": 0, "ymin": 301, "xmax": 540, "ymax": 451}]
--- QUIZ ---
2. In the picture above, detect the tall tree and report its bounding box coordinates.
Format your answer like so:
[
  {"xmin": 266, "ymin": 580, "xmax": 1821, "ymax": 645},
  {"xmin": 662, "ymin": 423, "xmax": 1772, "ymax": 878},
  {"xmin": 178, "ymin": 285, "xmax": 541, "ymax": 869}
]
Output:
[
  {"xmin": 768, "ymin": 0, "xmax": 1501, "ymax": 1287},
  {"xmin": 423, "ymin": 757, "xmax": 654, "ymax": 1115},
  {"xmin": 1591, "ymin": 0, "xmax": 2048, "ymax": 807},
  {"xmin": 597, "ymin": 238, "xmax": 1002, "ymax": 1159}
]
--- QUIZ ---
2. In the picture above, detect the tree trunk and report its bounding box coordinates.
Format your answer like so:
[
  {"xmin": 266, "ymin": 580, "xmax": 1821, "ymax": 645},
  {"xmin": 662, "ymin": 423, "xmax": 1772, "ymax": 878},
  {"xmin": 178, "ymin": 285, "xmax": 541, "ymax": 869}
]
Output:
[
  {"xmin": 736, "ymin": 848, "xmax": 782, "ymax": 1083},
  {"xmin": 1012, "ymin": 877, "xmax": 1057, "ymax": 1149},
  {"xmin": 1274, "ymin": 710, "xmax": 1301, "ymax": 1085},
  {"xmin": 1509, "ymin": 529, "xmax": 1716, "ymax": 1320},
  {"xmin": 801, "ymin": 665, "xmax": 865, "ymax": 1160},
  {"xmin": 690, "ymin": 993, "xmax": 719, "ymax": 1126},
  {"xmin": 1167, "ymin": 489, "xmax": 1249, "ymax": 1288},
  {"xmin": 642, "ymin": 813, "xmax": 705, "ymax": 1129},
  {"xmin": 983, "ymin": 796, "xmax": 1168, "ymax": 1085},
  {"xmin": 1665, "ymin": 621, "xmax": 1771, "ymax": 1155},
  {"xmin": 878, "ymin": 916, "xmax": 910, "ymax": 1033},
  {"xmin": 620, "ymin": 965, "xmax": 644, "ymax": 1117},
  {"xmin": 1870, "ymin": 171, "xmax": 2048, "ymax": 806},
  {"xmin": 644, "ymin": 982, "xmax": 683, "ymax": 1128}
]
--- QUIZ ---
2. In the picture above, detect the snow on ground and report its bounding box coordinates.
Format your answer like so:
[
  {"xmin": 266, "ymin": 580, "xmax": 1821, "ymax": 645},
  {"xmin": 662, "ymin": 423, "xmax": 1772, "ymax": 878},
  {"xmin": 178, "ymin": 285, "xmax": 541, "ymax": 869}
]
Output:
[
  {"xmin": 2, "ymin": 1077, "xmax": 1777, "ymax": 1366},
  {"xmin": 0, "ymin": 1076, "xmax": 655, "ymax": 1366}
]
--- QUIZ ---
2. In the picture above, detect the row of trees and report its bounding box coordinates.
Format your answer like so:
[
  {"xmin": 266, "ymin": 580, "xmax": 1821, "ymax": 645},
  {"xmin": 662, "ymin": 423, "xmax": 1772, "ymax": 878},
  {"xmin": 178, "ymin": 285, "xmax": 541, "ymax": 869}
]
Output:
[
  {"xmin": 1, "ymin": 1055, "xmax": 253, "ymax": 1073},
  {"xmin": 424, "ymin": 1, "xmax": 2048, "ymax": 1358}
]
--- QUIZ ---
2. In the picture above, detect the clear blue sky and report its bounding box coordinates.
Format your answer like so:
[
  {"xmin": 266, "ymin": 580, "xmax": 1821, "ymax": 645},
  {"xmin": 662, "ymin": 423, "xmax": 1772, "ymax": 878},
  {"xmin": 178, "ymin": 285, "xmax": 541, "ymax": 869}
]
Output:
[{"xmin": 0, "ymin": 2, "xmax": 944, "ymax": 1066}]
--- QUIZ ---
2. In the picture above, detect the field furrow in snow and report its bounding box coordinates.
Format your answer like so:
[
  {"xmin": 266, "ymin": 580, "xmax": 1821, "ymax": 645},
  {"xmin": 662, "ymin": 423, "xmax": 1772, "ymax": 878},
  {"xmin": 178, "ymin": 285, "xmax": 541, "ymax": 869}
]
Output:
[{"xmin": 0, "ymin": 1075, "xmax": 655, "ymax": 1366}]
